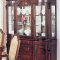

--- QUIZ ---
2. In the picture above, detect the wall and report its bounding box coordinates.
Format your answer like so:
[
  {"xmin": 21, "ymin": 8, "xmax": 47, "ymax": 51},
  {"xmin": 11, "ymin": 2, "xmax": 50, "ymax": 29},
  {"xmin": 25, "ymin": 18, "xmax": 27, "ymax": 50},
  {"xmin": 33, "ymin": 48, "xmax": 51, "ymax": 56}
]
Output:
[
  {"xmin": 57, "ymin": 0, "xmax": 60, "ymax": 60},
  {"xmin": 0, "ymin": 0, "xmax": 6, "ymax": 46},
  {"xmin": 0, "ymin": 0, "xmax": 3, "ymax": 29},
  {"xmin": 3, "ymin": 0, "xmax": 7, "ymax": 46}
]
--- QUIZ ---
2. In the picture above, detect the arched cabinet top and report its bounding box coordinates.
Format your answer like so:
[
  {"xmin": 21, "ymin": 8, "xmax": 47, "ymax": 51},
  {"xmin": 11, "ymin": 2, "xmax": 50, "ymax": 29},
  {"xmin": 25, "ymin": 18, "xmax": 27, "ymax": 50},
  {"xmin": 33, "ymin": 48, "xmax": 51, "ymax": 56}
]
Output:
[{"xmin": 6, "ymin": 0, "xmax": 56, "ymax": 4}]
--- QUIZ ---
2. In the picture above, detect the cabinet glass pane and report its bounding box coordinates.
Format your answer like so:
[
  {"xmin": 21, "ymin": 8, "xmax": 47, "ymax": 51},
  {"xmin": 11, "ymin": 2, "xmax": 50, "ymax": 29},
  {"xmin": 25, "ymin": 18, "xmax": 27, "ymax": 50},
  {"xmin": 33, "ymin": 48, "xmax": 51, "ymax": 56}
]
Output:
[
  {"xmin": 42, "ymin": 5, "xmax": 45, "ymax": 15},
  {"xmin": 17, "ymin": 6, "xmax": 31, "ymax": 36},
  {"xmin": 39, "ymin": 0, "xmax": 42, "ymax": 2},
  {"xmin": 36, "ymin": 16, "xmax": 41, "ymax": 36},
  {"xmin": 39, "ymin": 0, "xmax": 47, "ymax": 2},
  {"xmin": 17, "ymin": 7, "xmax": 22, "ymax": 15},
  {"xmin": 8, "ymin": 7, "xmax": 12, "ymax": 15},
  {"xmin": 36, "ymin": 6, "xmax": 41, "ymax": 15},
  {"xmin": 17, "ymin": 6, "xmax": 31, "ymax": 15},
  {"xmin": 41, "ymin": 16, "xmax": 45, "ymax": 36},
  {"xmin": 35, "ymin": 5, "xmax": 45, "ymax": 36},
  {"xmin": 8, "ymin": 6, "xmax": 14, "ymax": 34},
  {"xmin": 51, "ymin": 5, "xmax": 55, "ymax": 37}
]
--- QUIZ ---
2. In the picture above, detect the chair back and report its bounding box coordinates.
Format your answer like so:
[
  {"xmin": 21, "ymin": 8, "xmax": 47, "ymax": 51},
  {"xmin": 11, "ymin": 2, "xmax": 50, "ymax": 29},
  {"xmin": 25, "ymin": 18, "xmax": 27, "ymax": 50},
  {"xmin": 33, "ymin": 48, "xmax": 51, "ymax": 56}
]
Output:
[
  {"xmin": 0, "ymin": 29, "xmax": 5, "ymax": 47},
  {"xmin": 9, "ymin": 35, "xmax": 21, "ymax": 60}
]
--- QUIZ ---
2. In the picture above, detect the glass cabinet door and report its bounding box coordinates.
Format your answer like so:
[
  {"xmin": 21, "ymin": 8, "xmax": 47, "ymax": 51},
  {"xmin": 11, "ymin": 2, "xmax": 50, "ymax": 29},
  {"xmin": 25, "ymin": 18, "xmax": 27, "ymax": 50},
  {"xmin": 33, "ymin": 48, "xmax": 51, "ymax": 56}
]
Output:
[
  {"xmin": 16, "ymin": 6, "xmax": 31, "ymax": 36},
  {"xmin": 8, "ymin": 6, "xmax": 14, "ymax": 34},
  {"xmin": 7, "ymin": 1, "xmax": 15, "ymax": 34},
  {"xmin": 51, "ymin": 5, "xmax": 56, "ymax": 37},
  {"xmin": 7, "ymin": 0, "xmax": 56, "ymax": 39},
  {"xmin": 35, "ymin": 4, "xmax": 46, "ymax": 36},
  {"xmin": 16, "ymin": 3, "xmax": 46, "ymax": 37}
]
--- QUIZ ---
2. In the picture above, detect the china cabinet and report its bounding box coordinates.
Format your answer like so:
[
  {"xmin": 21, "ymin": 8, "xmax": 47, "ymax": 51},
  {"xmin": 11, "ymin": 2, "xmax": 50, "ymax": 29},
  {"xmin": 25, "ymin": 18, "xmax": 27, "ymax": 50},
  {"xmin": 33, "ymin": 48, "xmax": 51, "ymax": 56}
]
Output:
[{"xmin": 6, "ymin": 0, "xmax": 57, "ymax": 60}]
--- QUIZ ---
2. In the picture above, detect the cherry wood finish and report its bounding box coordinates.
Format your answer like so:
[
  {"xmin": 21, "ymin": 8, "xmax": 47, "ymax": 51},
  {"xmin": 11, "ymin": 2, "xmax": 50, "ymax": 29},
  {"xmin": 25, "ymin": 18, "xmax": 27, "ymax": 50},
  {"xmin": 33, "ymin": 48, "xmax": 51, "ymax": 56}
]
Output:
[
  {"xmin": 6, "ymin": 0, "xmax": 57, "ymax": 60},
  {"xmin": 17, "ymin": 39, "xmax": 48, "ymax": 60}
]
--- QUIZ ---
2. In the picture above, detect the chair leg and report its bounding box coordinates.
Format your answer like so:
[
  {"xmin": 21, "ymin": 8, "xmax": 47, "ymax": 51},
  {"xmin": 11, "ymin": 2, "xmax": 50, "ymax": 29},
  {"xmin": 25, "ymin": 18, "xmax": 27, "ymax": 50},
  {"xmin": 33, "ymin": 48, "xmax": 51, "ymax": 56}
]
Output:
[
  {"xmin": 0, "ymin": 57, "xmax": 2, "ymax": 60},
  {"xmin": 7, "ymin": 56, "xmax": 9, "ymax": 60}
]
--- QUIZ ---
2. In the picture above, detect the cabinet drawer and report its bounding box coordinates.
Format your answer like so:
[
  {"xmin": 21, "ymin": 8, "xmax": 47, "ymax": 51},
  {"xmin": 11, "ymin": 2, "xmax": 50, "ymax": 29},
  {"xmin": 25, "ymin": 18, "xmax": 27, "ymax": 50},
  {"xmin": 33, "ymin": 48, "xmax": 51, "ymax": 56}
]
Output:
[{"xmin": 21, "ymin": 40, "xmax": 33, "ymax": 45}]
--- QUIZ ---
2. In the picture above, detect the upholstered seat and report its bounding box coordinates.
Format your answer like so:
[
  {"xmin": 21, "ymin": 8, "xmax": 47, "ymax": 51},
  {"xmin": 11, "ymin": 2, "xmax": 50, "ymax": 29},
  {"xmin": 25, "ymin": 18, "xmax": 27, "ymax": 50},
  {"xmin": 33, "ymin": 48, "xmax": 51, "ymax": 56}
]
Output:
[
  {"xmin": 0, "ymin": 29, "xmax": 5, "ymax": 54},
  {"xmin": 9, "ymin": 35, "xmax": 21, "ymax": 60},
  {"xmin": 0, "ymin": 35, "xmax": 21, "ymax": 60},
  {"xmin": 0, "ymin": 29, "xmax": 5, "ymax": 48}
]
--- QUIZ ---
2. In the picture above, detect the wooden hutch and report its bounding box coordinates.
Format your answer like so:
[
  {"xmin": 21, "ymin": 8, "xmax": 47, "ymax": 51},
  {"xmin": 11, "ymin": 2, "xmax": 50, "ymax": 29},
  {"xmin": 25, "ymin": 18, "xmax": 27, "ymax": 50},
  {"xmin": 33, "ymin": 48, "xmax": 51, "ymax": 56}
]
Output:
[{"xmin": 6, "ymin": 0, "xmax": 57, "ymax": 60}]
